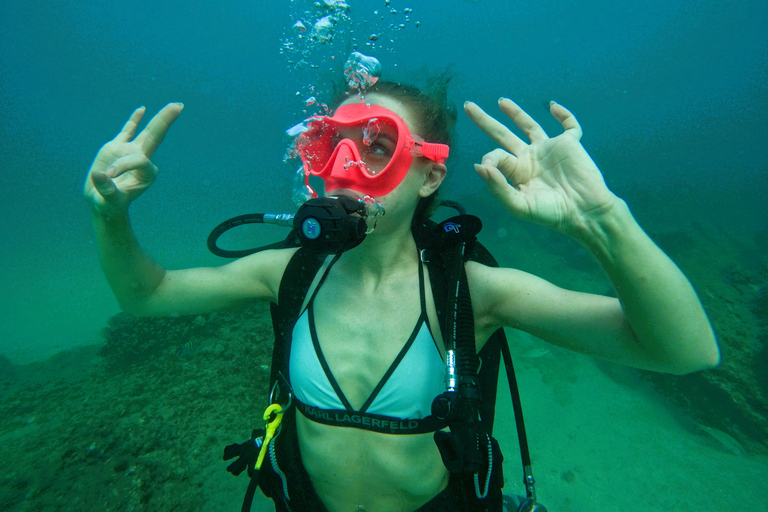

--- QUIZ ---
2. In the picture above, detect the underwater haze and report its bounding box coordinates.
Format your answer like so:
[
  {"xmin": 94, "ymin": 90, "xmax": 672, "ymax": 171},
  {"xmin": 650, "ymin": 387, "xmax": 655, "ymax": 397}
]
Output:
[
  {"xmin": 1, "ymin": 0, "xmax": 766, "ymax": 364},
  {"xmin": 1, "ymin": 0, "xmax": 767, "ymax": 510}
]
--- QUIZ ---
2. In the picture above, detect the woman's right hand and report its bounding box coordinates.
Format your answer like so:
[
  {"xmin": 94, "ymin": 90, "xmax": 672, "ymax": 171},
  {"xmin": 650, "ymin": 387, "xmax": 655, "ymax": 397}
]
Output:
[{"xmin": 84, "ymin": 103, "xmax": 184, "ymax": 218}]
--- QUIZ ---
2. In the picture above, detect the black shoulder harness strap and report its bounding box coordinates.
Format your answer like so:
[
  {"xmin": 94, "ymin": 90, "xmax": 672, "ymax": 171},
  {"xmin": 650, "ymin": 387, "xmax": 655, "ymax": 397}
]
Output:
[
  {"xmin": 258, "ymin": 216, "xmax": 539, "ymax": 505},
  {"xmin": 268, "ymin": 220, "xmax": 506, "ymax": 434},
  {"xmin": 414, "ymin": 217, "xmax": 504, "ymax": 434},
  {"xmin": 268, "ymin": 248, "xmax": 327, "ymax": 404},
  {"xmin": 224, "ymin": 205, "xmax": 544, "ymax": 511}
]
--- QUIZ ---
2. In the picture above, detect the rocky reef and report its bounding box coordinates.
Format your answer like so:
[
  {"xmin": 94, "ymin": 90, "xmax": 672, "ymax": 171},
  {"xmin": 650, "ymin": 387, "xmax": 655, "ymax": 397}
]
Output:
[
  {"xmin": 0, "ymin": 301, "xmax": 275, "ymax": 511},
  {"xmin": 641, "ymin": 224, "xmax": 768, "ymax": 455}
]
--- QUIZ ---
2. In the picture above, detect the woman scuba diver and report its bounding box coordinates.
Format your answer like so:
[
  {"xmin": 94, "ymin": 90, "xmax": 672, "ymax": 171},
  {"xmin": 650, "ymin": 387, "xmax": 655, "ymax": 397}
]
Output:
[{"xmin": 83, "ymin": 77, "xmax": 719, "ymax": 511}]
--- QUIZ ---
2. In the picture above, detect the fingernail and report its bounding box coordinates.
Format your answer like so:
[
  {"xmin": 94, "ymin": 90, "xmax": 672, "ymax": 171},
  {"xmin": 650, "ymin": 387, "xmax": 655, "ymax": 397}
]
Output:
[
  {"xmin": 550, "ymin": 101, "xmax": 556, "ymax": 106},
  {"xmin": 464, "ymin": 101, "xmax": 470, "ymax": 107},
  {"xmin": 474, "ymin": 163, "xmax": 490, "ymax": 178},
  {"xmin": 498, "ymin": 97, "xmax": 505, "ymax": 103},
  {"xmin": 175, "ymin": 102, "xmax": 184, "ymax": 109}
]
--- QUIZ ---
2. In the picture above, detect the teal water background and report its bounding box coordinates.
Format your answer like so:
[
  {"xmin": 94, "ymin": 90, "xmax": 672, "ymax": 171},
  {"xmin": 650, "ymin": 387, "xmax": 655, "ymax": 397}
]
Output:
[
  {"xmin": 2, "ymin": 1, "xmax": 768, "ymax": 510},
  {"xmin": 1, "ymin": 0, "xmax": 766, "ymax": 363}
]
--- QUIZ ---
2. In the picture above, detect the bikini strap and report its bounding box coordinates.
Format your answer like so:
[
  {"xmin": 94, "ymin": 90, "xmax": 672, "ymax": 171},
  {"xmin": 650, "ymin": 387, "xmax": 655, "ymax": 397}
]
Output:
[{"xmin": 305, "ymin": 252, "xmax": 342, "ymax": 308}]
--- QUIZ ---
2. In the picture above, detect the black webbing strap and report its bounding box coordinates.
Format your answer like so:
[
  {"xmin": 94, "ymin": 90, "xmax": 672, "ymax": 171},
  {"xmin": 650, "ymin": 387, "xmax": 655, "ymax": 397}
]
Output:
[{"xmin": 268, "ymin": 249, "xmax": 328, "ymax": 401}]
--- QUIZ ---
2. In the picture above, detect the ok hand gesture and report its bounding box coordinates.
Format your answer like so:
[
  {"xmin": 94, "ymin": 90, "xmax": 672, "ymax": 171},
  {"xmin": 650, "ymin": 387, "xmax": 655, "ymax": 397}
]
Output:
[
  {"xmin": 84, "ymin": 103, "xmax": 183, "ymax": 218},
  {"xmin": 465, "ymin": 98, "xmax": 618, "ymax": 238}
]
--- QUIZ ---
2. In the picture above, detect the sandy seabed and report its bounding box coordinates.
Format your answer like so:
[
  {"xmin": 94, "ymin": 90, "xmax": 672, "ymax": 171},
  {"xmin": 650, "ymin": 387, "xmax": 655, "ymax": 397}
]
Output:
[{"xmin": 1, "ymin": 302, "xmax": 765, "ymax": 512}]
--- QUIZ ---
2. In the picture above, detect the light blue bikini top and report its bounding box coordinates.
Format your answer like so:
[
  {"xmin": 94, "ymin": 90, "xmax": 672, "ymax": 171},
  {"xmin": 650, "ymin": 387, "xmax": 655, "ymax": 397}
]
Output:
[{"xmin": 288, "ymin": 256, "xmax": 447, "ymax": 434}]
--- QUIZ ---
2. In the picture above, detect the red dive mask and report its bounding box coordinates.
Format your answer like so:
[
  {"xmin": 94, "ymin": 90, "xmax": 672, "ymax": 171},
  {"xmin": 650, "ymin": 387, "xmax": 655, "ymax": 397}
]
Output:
[{"xmin": 296, "ymin": 103, "xmax": 450, "ymax": 198}]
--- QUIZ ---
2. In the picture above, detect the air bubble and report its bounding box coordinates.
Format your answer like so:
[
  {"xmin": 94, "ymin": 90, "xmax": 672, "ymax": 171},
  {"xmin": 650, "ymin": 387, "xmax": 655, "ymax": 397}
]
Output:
[
  {"xmin": 361, "ymin": 195, "xmax": 385, "ymax": 233},
  {"xmin": 312, "ymin": 16, "xmax": 335, "ymax": 43},
  {"xmin": 343, "ymin": 52, "xmax": 382, "ymax": 91},
  {"xmin": 363, "ymin": 118, "xmax": 380, "ymax": 147},
  {"xmin": 285, "ymin": 121, "xmax": 309, "ymax": 137},
  {"xmin": 292, "ymin": 165, "xmax": 314, "ymax": 206}
]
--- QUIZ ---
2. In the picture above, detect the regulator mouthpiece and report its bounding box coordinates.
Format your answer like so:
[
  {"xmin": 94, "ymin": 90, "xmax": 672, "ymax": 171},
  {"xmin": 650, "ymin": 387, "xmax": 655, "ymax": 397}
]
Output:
[
  {"xmin": 294, "ymin": 195, "xmax": 384, "ymax": 253},
  {"xmin": 207, "ymin": 196, "xmax": 385, "ymax": 258}
]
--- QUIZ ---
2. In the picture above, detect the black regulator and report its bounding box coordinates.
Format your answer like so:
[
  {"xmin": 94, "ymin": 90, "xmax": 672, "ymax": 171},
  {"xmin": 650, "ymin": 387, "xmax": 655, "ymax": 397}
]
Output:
[{"xmin": 207, "ymin": 195, "xmax": 381, "ymax": 258}]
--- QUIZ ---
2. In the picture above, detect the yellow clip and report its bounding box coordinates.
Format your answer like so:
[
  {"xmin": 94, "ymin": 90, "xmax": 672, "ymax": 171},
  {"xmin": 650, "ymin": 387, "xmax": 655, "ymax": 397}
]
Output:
[{"xmin": 255, "ymin": 403, "xmax": 284, "ymax": 470}]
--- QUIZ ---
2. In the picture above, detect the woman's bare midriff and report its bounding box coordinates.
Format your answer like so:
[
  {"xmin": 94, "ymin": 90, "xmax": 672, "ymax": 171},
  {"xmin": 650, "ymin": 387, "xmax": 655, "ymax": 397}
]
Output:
[
  {"xmin": 296, "ymin": 411, "xmax": 450, "ymax": 512},
  {"xmin": 292, "ymin": 251, "xmax": 460, "ymax": 511}
]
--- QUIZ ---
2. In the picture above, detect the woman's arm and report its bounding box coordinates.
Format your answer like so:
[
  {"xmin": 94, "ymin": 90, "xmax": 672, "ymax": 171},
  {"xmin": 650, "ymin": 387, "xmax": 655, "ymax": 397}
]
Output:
[
  {"xmin": 93, "ymin": 209, "xmax": 293, "ymax": 316},
  {"xmin": 465, "ymin": 98, "xmax": 718, "ymax": 375},
  {"xmin": 467, "ymin": 204, "xmax": 718, "ymax": 375},
  {"xmin": 85, "ymin": 104, "xmax": 291, "ymax": 317}
]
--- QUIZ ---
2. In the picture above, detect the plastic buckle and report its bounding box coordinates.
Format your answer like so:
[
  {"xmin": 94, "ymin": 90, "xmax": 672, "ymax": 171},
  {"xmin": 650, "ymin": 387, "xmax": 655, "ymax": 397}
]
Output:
[{"xmin": 255, "ymin": 403, "xmax": 285, "ymax": 470}]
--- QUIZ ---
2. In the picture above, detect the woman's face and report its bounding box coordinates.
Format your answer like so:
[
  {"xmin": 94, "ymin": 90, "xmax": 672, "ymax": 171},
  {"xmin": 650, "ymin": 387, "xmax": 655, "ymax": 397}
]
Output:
[{"xmin": 331, "ymin": 93, "xmax": 444, "ymax": 222}]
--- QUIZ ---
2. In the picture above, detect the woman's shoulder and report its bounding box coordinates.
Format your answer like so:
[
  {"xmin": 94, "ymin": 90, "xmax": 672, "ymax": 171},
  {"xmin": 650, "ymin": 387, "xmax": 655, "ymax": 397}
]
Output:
[
  {"xmin": 222, "ymin": 247, "xmax": 301, "ymax": 302},
  {"xmin": 464, "ymin": 260, "xmax": 560, "ymax": 333}
]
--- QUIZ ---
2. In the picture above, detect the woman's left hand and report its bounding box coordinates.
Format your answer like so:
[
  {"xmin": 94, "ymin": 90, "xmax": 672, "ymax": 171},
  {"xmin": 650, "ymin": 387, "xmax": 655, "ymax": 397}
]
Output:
[{"xmin": 465, "ymin": 98, "xmax": 618, "ymax": 238}]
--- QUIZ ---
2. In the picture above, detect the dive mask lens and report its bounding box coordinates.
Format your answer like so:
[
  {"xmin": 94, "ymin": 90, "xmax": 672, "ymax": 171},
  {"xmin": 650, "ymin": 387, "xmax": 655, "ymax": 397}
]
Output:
[
  {"xmin": 360, "ymin": 117, "xmax": 387, "ymax": 176},
  {"xmin": 326, "ymin": 116, "xmax": 396, "ymax": 178},
  {"xmin": 298, "ymin": 113, "xmax": 398, "ymax": 178}
]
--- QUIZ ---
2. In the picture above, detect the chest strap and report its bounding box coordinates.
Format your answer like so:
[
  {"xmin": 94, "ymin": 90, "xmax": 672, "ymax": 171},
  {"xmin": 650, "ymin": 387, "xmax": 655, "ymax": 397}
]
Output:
[{"xmin": 295, "ymin": 399, "xmax": 447, "ymax": 434}]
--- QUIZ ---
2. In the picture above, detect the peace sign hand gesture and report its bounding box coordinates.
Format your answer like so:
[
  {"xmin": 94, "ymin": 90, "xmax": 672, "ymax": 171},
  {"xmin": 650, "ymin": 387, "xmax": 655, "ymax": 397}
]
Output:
[
  {"xmin": 84, "ymin": 103, "xmax": 184, "ymax": 218},
  {"xmin": 465, "ymin": 98, "xmax": 618, "ymax": 239}
]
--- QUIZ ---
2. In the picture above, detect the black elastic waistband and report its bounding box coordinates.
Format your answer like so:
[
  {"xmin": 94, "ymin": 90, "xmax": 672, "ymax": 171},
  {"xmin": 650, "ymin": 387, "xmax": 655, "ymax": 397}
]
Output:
[{"xmin": 296, "ymin": 400, "xmax": 446, "ymax": 435}]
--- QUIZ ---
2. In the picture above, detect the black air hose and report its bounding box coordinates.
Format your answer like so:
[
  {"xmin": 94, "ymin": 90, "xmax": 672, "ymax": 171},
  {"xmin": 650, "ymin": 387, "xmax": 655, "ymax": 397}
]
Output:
[{"xmin": 455, "ymin": 263, "xmax": 479, "ymax": 379}]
